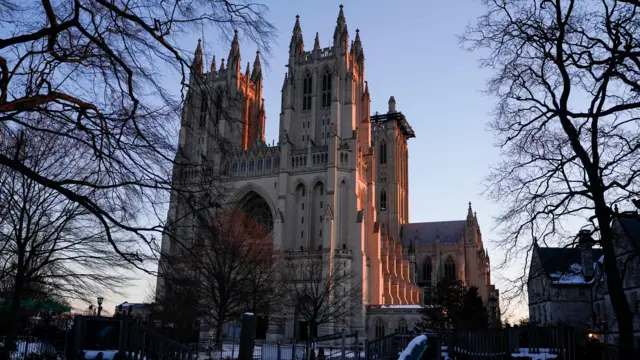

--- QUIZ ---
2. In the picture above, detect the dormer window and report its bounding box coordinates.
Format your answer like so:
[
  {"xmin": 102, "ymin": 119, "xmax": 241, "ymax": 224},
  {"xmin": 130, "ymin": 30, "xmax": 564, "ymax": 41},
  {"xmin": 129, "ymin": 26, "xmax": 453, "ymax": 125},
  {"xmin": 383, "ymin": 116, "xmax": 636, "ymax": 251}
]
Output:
[
  {"xmin": 322, "ymin": 69, "xmax": 332, "ymax": 107},
  {"xmin": 303, "ymin": 73, "xmax": 312, "ymax": 110}
]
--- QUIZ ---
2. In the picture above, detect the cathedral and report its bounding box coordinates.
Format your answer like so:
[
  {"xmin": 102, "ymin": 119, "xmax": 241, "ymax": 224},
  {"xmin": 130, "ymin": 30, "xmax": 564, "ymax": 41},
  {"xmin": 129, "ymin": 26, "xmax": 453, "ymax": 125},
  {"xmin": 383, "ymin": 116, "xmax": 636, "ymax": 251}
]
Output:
[{"xmin": 157, "ymin": 5, "xmax": 500, "ymax": 341}]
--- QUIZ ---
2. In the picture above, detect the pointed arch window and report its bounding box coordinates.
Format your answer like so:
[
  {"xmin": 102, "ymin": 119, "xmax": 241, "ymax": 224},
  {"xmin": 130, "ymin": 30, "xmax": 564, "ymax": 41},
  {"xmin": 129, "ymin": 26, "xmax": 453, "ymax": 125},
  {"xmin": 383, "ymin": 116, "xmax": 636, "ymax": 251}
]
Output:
[
  {"xmin": 199, "ymin": 95, "xmax": 208, "ymax": 127},
  {"xmin": 303, "ymin": 72, "xmax": 312, "ymax": 110},
  {"xmin": 380, "ymin": 142, "xmax": 387, "ymax": 164},
  {"xmin": 215, "ymin": 91, "xmax": 223, "ymax": 124},
  {"xmin": 380, "ymin": 189, "xmax": 387, "ymax": 211},
  {"xmin": 322, "ymin": 69, "xmax": 332, "ymax": 107},
  {"xmin": 423, "ymin": 256, "xmax": 432, "ymax": 283},
  {"xmin": 444, "ymin": 256, "xmax": 456, "ymax": 281},
  {"xmin": 397, "ymin": 318, "xmax": 408, "ymax": 334},
  {"xmin": 375, "ymin": 319, "xmax": 385, "ymax": 339}
]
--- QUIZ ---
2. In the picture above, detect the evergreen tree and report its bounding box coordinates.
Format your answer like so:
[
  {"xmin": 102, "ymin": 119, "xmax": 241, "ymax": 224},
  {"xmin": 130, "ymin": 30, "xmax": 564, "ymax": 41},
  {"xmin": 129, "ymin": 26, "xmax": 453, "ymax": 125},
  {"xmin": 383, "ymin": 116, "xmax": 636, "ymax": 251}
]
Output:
[
  {"xmin": 458, "ymin": 287, "xmax": 488, "ymax": 330},
  {"xmin": 417, "ymin": 281, "xmax": 488, "ymax": 334}
]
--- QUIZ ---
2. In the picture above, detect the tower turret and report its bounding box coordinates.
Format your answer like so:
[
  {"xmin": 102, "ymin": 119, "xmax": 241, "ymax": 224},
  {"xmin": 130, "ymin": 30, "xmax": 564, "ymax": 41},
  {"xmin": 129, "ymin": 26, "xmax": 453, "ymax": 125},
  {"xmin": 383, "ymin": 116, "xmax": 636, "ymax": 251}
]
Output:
[
  {"xmin": 388, "ymin": 96, "xmax": 396, "ymax": 113},
  {"xmin": 289, "ymin": 15, "xmax": 304, "ymax": 57},
  {"xmin": 351, "ymin": 29, "xmax": 364, "ymax": 62},
  {"xmin": 251, "ymin": 50, "xmax": 262, "ymax": 81},
  {"xmin": 191, "ymin": 39, "xmax": 203, "ymax": 75},
  {"xmin": 228, "ymin": 30, "xmax": 241, "ymax": 72},
  {"xmin": 333, "ymin": 5, "xmax": 349, "ymax": 49},
  {"xmin": 210, "ymin": 55, "xmax": 217, "ymax": 74},
  {"xmin": 314, "ymin": 32, "xmax": 321, "ymax": 51}
]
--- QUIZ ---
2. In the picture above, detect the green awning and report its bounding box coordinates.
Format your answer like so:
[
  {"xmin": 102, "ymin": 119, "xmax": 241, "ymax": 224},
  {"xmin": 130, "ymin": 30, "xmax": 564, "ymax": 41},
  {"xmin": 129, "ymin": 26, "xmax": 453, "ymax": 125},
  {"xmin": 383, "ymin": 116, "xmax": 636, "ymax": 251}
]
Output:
[{"xmin": 0, "ymin": 299, "xmax": 71, "ymax": 312}]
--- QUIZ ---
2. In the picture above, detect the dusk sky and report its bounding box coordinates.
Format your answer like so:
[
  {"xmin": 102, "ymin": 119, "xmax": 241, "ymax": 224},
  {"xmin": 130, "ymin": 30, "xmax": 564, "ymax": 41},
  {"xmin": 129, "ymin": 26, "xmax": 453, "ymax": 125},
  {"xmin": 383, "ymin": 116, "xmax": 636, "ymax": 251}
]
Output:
[{"xmin": 116, "ymin": 0, "xmax": 527, "ymax": 319}]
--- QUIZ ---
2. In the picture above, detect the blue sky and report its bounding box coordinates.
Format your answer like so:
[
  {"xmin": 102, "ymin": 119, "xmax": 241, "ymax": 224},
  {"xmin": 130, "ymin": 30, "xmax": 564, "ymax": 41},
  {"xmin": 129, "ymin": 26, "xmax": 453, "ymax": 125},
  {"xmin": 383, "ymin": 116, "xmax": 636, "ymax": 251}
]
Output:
[{"xmin": 114, "ymin": 1, "xmax": 526, "ymax": 319}]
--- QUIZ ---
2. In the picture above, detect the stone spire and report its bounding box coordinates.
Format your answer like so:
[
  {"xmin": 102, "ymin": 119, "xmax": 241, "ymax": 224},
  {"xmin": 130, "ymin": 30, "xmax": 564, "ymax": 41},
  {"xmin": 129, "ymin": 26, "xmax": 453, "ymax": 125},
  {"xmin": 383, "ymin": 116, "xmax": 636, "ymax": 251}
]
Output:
[
  {"xmin": 251, "ymin": 50, "xmax": 262, "ymax": 81},
  {"xmin": 289, "ymin": 15, "xmax": 304, "ymax": 55},
  {"xmin": 191, "ymin": 39, "xmax": 203, "ymax": 75},
  {"xmin": 468, "ymin": 201, "xmax": 474, "ymax": 218},
  {"xmin": 333, "ymin": 5, "xmax": 348, "ymax": 47},
  {"xmin": 351, "ymin": 28, "xmax": 363, "ymax": 59},
  {"xmin": 388, "ymin": 96, "xmax": 396, "ymax": 113},
  {"xmin": 219, "ymin": 58, "xmax": 225, "ymax": 71},
  {"xmin": 210, "ymin": 55, "xmax": 217, "ymax": 73},
  {"xmin": 227, "ymin": 30, "xmax": 241, "ymax": 71},
  {"xmin": 314, "ymin": 32, "xmax": 321, "ymax": 50},
  {"xmin": 245, "ymin": 61, "xmax": 250, "ymax": 77}
]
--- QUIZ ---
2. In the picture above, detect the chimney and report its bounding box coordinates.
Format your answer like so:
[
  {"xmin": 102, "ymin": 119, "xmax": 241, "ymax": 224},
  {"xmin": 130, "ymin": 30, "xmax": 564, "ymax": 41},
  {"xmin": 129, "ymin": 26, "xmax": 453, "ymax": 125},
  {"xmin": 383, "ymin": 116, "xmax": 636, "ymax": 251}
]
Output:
[{"xmin": 578, "ymin": 230, "xmax": 594, "ymax": 280}]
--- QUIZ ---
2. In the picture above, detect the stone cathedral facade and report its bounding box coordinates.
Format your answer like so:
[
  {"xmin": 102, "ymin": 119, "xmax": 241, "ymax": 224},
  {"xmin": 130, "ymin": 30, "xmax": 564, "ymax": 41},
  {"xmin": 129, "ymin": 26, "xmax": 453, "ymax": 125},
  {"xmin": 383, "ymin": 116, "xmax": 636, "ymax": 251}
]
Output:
[{"xmin": 157, "ymin": 5, "xmax": 500, "ymax": 341}]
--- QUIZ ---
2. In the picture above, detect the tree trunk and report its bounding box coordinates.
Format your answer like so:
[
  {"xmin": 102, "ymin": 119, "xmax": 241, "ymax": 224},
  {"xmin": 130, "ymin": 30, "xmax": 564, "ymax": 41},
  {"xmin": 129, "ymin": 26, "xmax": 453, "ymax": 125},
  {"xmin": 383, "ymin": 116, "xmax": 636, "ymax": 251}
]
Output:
[
  {"xmin": 4, "ymin": 270, "xmax": 25, "ymax": 357},
  {"xmin": 597, "ymin": 209, "xmax": 634, "ymax": 350},
  {"xmin": 214, "ymin": 316, "xmax": 225, "ymax": 351}
]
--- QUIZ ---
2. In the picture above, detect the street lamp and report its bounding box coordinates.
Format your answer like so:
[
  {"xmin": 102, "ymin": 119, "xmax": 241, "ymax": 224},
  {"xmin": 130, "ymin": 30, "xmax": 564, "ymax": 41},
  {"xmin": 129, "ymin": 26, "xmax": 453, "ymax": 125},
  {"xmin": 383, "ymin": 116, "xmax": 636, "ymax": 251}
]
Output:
[{"xmin": 97, "ymin": 296, "xmax": 104, "ymax": 316}]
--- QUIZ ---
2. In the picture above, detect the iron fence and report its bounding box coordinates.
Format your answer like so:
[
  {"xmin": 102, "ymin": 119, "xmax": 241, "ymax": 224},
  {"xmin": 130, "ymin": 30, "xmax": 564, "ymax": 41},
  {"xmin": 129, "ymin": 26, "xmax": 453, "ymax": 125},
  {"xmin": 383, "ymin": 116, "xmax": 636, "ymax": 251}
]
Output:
[{"xmin": 197, "ymin": 341, "xmax": 364, "ymax": 360}]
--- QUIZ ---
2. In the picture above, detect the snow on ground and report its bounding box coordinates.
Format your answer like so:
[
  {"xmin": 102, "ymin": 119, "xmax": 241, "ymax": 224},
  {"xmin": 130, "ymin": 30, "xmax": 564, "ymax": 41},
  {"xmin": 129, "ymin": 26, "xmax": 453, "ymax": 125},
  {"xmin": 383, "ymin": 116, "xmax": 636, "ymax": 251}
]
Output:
[
  {"xmin": 200, "ymin": 343, "xmax": 363, "ymax": 360},
  {"xmin": 84, "ymin": 350, "xmax": 149, "ymax": 360},
  {"xmin": 0, "ymin": 341, "xmax": 58, "ymax": 360},
  {"xmin": 511, "ymin": 348, "xmax": 558, "ymax": 359}
]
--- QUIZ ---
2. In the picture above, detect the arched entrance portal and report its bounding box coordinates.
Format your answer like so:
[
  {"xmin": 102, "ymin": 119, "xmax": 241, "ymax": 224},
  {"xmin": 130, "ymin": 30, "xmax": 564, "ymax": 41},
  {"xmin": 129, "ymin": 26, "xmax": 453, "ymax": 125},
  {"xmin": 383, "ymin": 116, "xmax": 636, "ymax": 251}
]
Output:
[
  {"xmin": 236, "ymin": 191, "xmax": 274, "ymax": 339},
  {"xmin": 237, "ymin": 191, "xmax": 274, "ymax": 235}
]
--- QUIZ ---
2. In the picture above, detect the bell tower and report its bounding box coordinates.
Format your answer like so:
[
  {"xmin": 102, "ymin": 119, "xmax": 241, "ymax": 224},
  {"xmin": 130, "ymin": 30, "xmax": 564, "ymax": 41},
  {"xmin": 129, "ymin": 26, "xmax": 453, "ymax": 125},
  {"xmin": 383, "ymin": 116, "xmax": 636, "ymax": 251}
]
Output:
[{"xmin": 371, "ymin": 97, "xmax": 414, "ymax": 240}]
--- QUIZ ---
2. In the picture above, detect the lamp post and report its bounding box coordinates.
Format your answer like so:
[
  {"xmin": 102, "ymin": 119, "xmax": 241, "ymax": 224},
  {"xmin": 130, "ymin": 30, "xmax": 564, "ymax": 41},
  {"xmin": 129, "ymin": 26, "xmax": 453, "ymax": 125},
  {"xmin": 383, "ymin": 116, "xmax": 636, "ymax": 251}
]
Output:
[{"xmin": 97, "ymin": 296, "xmax": 104, "ymax": 316}]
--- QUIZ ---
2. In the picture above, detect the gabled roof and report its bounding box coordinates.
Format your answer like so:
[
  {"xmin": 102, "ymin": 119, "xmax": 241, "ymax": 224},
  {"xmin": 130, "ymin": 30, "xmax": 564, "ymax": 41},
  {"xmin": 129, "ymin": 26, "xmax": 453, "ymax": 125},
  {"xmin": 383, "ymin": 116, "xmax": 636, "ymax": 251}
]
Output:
[
  {"xmin": 400, "ymin": 220, "xmax": 466, "ymax": 246},
  {"xmin": 534, "ymin": 247, "xmax": 602, "ymax": 285},
  {"xmin": 536, "ymin": 247, "xmax": 602, "ymax": 275},
  {"xmin": 617, "ymin": 213, "xmax": 640, "ymax": 249}
]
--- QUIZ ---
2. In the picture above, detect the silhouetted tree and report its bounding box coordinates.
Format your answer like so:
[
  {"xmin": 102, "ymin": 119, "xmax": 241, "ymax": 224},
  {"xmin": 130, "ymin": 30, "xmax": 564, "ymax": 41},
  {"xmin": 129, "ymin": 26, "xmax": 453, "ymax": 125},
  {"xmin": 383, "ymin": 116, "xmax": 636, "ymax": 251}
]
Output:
[
  {"xmin": 0, "ymin": 0, "xmax": 275, "ymax": 356},
  {"xmin": 0, "ymin": 126, "xmax": 133, "ymax": 351},
  {"xmin": 280, "ymin": 252, "xmax": 362, "ymax": 355},
  {"xmin": 459, "ymin": 287, "xmax": 489, "ymax": 330},
  {"xmin": 416, "ymin": 280, "xmax": 488, "ymax": 334},
  {"xmin": 461, "ymin": 0, "xmax": 640, "ymax": 349},
  {"xmin": 183, "ymin": 208, "xmax": 279, "ymax": 347}
]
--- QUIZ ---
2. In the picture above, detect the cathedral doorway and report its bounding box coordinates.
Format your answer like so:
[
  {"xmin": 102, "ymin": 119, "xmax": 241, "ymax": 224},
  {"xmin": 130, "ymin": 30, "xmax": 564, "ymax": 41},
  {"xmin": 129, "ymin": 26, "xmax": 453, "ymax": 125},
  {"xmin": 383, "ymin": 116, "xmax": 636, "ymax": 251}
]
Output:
[{"xmin": 237, "ymin": 191, "xmax": 274, "ymax": 235}]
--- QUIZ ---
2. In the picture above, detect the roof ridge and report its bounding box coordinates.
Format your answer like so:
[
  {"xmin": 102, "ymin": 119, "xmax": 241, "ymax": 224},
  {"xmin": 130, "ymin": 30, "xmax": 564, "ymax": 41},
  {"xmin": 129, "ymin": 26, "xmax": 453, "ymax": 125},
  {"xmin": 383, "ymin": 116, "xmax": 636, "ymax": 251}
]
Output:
[{"xmin": 405, "ymin": 219, "xmax": 466, "ymax": 225}]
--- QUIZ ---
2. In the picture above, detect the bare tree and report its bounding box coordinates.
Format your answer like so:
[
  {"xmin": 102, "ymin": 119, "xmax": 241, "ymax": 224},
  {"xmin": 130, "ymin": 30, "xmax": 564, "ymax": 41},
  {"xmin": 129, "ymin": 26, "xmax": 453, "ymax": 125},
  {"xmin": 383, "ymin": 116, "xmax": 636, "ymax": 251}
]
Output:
[
  {"xmin": 181, "ymin": 207, "xmax": 279, "ymax": 346},
  {"xmin": 0, "ymin": 124, "xmax": 135, "ymax": 352},
  {"xmin": 280, "ymin": 251, "xmax": 361, "ymax": 352},
  {"xmin": 461, "ymin": 0, "xmax": 640, "ymax": 349},
  {"xmin": 0, "ymin": 0, "xmax": 275, "ymax": 265}
]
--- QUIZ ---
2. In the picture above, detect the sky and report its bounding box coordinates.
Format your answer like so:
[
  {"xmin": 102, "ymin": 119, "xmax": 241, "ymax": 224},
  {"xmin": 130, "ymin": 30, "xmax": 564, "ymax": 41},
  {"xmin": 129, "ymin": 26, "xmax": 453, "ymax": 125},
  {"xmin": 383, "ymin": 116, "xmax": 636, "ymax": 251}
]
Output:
[{"xmin": 104, "ymin": 0, "xmax": 526, "ymax": 319}]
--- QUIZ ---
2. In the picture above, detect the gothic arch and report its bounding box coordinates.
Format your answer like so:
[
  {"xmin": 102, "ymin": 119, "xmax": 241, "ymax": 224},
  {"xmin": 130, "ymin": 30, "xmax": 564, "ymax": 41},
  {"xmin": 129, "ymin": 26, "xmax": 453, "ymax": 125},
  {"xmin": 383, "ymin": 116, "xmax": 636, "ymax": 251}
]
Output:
[
  {"xmin": 289, "ymin": 177, "xmax": 308, "ymax": 194},
  {"xmin": 309, "ymin": 176, "xmax": 327, "ymax": 190},
  {"xmin": 230, "ymin": 183, "xmax": 276, "ymax": 221},
  {"xmin": 235, "ymin": 191, "xmax": 274, "ymax": 235},
  {"xmin": 422, "ymin": 256, "xmax": 433, "ymax": 282},
  {"xmin": 302, "ymin": 70, "xmax": 313, "ymax": 111},
  {"xmin": 397, "ymin": 318, "xmax": 408, "ymax": 334},
  {"xmin": 444, "ymin": 255, "xmax": 456, "ymax": 281},
  {"xmin": 374, "ymin": 318, "xmax": 385, "ymax": 339}
]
